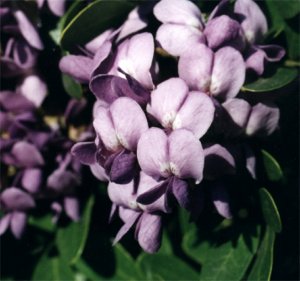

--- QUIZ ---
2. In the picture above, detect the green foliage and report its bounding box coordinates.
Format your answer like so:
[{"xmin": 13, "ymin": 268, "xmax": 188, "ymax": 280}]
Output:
[
  {"xmin": 259, "ymin": 188, "xmax": 282, "ymax": 233},
  {"xmin": 183, "ymin": 223, "xmax": 261, "ymax": 281},
  {"xmin": 247, "ymin": 227, "xmax": 276, "ymax": 281},
  {"xmin": 266, "ymin": 0, "xmax": 300, "ymax": 60},
  {"xmin": 138, "ymin": 253, "xmax": 199, "ymax": 280},
  {"xmin": 56, "ymin": 195, "xmax": 95, "ymax": 265},
  {"xmin": 261, "ymin": 150, "xmax": 283, "ymax": 182},
  {"xmin": 32, "ymin": 247, "xmax": 74, "ymax": 281},
  {"xmin": 60, "ymin": 0, "xmax": 134, "ymax": 50},
  {"xmin": 62, "ymin": 73, "xmax": 83, "ymax": 99},
  {"xmin": 243, "ymin": 67, "xmax": 298, "ymax": 92}
]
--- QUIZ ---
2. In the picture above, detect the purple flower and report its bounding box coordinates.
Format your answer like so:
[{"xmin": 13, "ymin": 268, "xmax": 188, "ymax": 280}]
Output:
[
  {"xmin": 147, "ymin": 78, "xmax": 215, "ymax": 138},
  {"xmin": 108, "ymin": 172, "xmax": 166, "ymax": 253},
  {"xmin": 234, "ymin": 0, "xmax": 285, "ymax": 74},
  {"xmin": 136, "ymin": 128, "xmax": 204, "ymax": 209},
  {"xmin": 154, "ymin": 0, "xmax": 205, "ymax": 57},
  {"xmin": 37, "ymin": 0, "xmax": 66, "ymax": 16},
  {"xmin": 179, "ymin": 44, "xmax": 245, "ymax": 101},
  {"xmin": 0, "ymin": 187, "xmax": 35, "ymax": 238}
]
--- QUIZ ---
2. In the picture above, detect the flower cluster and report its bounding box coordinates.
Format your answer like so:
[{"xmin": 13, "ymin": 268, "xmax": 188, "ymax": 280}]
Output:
[
  {"xmin": 62, "ymin": 0, "xmax": 284, "ymax": 253},
  {"xmin": 0, "ymin": 2, "xmax": 89, "ymax": 239}
]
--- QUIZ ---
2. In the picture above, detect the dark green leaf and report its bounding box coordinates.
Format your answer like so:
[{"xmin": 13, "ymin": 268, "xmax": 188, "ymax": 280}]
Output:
[
  {"xmin": 259, "ymin": 188, "xmax": 282, "ymax": 233},
  {"xmin": 114, "ymin": 244, "xmax": 144, "ymax": 280},
  {"xmin": 243, "ymin": 67, "xmax": 298, "ymax": 92},
  {"xmin": 60, "ymin": 0, "xmax": 134, "ymax": 50},
  {"xmin": 183, "ymin": 224, "xmax": 261, "ymax": 281},
  {"xmin": 32, "ymin": 249, "xmax": 74, "ymax": 281},
  {"xmin": 138, "ymin": 253, "xmax": 199, "ymax": 280},
  {"xmin": 285, "ymin": 24, "xmax": 300, "ymax": 60},
  {"xmin": 261, "ymin": 150, "xmax": 283, "ymax": 182},
  {"xmin": 247, "ymin": 227, "xmax": 276, "ymax": 281},
  {"xmin": 157, "ymin": 231, "xmax": 173, "ymax": 255},
  {"xmin": 28, "ymin": 214, "xmax": 55, "ymax": 233},
  {"xmin": 56, "ymin": 195, "xmax": 95, "ymax": 265},
  {"xmin": 50, "ymin": 1, "xmax": 86, "ymax": 45},
  {"xmin": 74, "ymin": 258, "xmax": 105, "ymax": 281},
  {"xmin": 269, "ymin": 0, "xmax": 300, "ymax": 19},
  {"xmin": 62, "ymin": 74, "xmax": 83, "ymax": 99}
]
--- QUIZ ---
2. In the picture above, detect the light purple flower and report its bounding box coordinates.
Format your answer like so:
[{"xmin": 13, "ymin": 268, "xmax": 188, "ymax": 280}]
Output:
[
  {"xmin": 136, "ymin": 128, "xmax": 204, "ymax": 209},
  {"xmin": 37, "ymin": 0, "xmax": 66, "ymax": 16},
  {"xmin": 147, "ymin": 78, "xmax": 215, "ymax": 138},
  {"xmin": 179, "ymin": 44, "xmax": 245, "ymax": 101},
  {"xmin": 154, "ymin": 0, "xmax": 205, "ymax": 57},
  {"xmin": 234, "ymin": 0, "xmax": 285, "ymax": 74},
  {"xmin": 108, "ymin": 172, "xmax": 166, "ymax": 253},
  {"xmin": 0, "ymin": 187, "xmax": 35, "ymax": 238}
]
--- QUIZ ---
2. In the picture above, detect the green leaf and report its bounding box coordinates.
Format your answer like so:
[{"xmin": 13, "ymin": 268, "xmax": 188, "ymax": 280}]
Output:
[
  {"xmin": 269, "ymin": 0, "xmax": 300, "ymax": 19},
  {"xmin": 183, "ymin": 224, "xmax": 261, "ymax": 281},
  {"xmin": 56, "ymin": 195, "xmax": 95, "ymax": 265},
  {"xmin": 50, "ymin": 1, "xmax": 86, "ymax": 45},
  {"xmin": 74, "ymin": 258, "xmax": 105, "ymax": 281},
  {"xmin": 261, "ymin": 150, "xmax": 283, "ymax": 182},
  {"xmin": 247, "ymin": 227, "xmax": 276, "ymax": 281},
  {"xmin": 259, "ymin": 188, "xmax": 282, "ymax": 233},
  {"xmin": 32, "ymin": 249, "xmax": 74, "ymax": 281},
  {"xmin": 114, "ymin": 244, "xmax": 144, "ymax": 280},
  {"xmin": 242, "ymin": 67, "xmax": 298, "ymax": 92},
  {"xmin": 138, "ymin": 253, "xmax": 199, "ymax": 281},
  {"xmin": 28, "ymin": 213, "xmax": 55, "ymax": 233},
  {"xmin": 62, "ymin": 74, "xmax": 83, "ymax": 99},
  {"xmin": 60, "ymin": 0, "xmax": 134, "ymax": 50}
]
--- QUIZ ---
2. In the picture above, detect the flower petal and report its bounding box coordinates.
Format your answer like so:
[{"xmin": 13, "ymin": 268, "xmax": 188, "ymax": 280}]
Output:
[
  {"xmin": 64, "ymin": 196, "xmax": 80, "ymax": 222},
  {"xmin": 0, "ymin": 214, "xmax": 12, "ymax": 236},
  {"xmin": 116, "ymin": 33, "xmax": 155, "ymax": 89},
  {"xmin": 222, "ymin": 98, "xmax": 252, "ymax": 128},
  {"xmin": 47, "ymin": 169, "xmax": 80, "ymax": 193},
  {"xmin": 19, "ymin": 75, "xmax": 47, "ymax": 107},
  {"xmin": 93, "ymin": 106, "xmax": 119, "ymax": 151},
  {"xmin": 147, "ymin": 78, "xmax": 189, "ymax": 128},
  {"xmin": 204, "ymin": 144, "xmax": 235, "ymax": 179},
  {"xmin": 11, "ymin": 141, "xmax": 44, "ymax": 167},
  {"xmin": 14, "ymin": 10, "xmax": 43, "ymax": 50},
  {"xmin": 246, "ymin": 103, "xmax": 280, "ymax": 136},
  {"xmin": 0, "ymin": 187, "xmax": 35, "ymax": 211},
  {"xmin": 110, "ymin": 97, "xmax": 148, "ymax": 152},
  {"xmin": 258, "ymin": 44, "xmax": 286, "ymax": 62},
  {"xmin": 234, "ymin": 0, "xmax": 268, "ymax": 44},
  {"xmin": 48, "ymin": 0, "xmax": 65, "ymax": 16},
  {"xmin": 11, "ymin": 211, "xmax": 27, "ymax": 239},
  {"xmin": 211, "ymin": 47, "xmax": 245, "ymax": 100},
  {"xmin": 90, "ymin": 163, "xmax": 109, "ymax": 182},
  {"xmin": 204, "ymin": 15, "xmax": 244, "ymax": 50},
  {"xmin": 171, "ymin": 177, "xmax": 190, "ymax": 210},
  {"xmin": 22, "ymin": 168, "xmax": 42, "ymax": 193},
  {"xmin": 137, "ymin": 213, "xmax": 162, "ymax": 253},
  {"xmin": 156, "ymin": 24, "xmax": 205, "ymax": 57},
  {"xmin": 175, "ymin": 91, "xmax": 215, "ymax": 138},
  {"xmin": 59, "ymin": 55, "xmax": 93, "ymax": 83},
  {"xmin": 113, "ymin": 210, "xmax": 140, "ymax": 245},
  {"xmin": 168, "ymin": 129, "xmax": 204, "ymax": 183},
  {"xmin": 71, "ymin": 142, "xmax": 97, "ymax": 165},
  {"xmin": 178, "ymin": 44, "xmax": 213, "ymax": 91},
  {"xmin": 211, "ymin": 182, "xmax": 232, "ymax": 219},
  {"xmin": 137, "ymin": 128, "xmax": 169, "ymax": 179},
  {"xmin": 154, "ymin": 0, "xmax": 203, "ymax": 28}
]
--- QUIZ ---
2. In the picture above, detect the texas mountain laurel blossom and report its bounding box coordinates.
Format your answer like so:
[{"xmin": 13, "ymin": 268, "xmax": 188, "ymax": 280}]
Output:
[{"xmin": 62, "ymin": 0, "xmax": 283, "ymax": 253}]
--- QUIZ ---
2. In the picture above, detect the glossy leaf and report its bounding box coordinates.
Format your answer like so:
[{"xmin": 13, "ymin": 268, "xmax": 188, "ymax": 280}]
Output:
[
  {"xmin": 62, "ymin": 73, "xmax": 83, "ymax": 99},
  {"xmin": 183, "ymin": 224, "xmax": 261, "ymax": 281},
  {"xmin": 114, "ymin": 244, "xmax": 144, "ymax": 280},
  {"xmin": 56, "ymin": 195, "xmax": 95, "ymax": 265},
  {"xmin": 50, "ymin": 1, "xmax": 86, "ymax": 45},
  {"xmin": 261, "ymin": 150, "xmax": 283, "ymax": 182},
  {"xmin": 247, "ymin": 227, "xmax": 276, "ymax": 281},
  {"xmin": 32, "ymin": 249, "xmax": 74, "ymax": 281},
  {"xmin": 243, "ymin": 68, "xmax": 298, "ymax": 92},
  {"xmin": 138, "ymin": 253, "xmax": 199, "ymax": 280},
  {"xmin": 60, "ymin": 0, "xmax": 134, "ymax": 50},
  {"xmin": 259, "ymin": 188, "xmax": 282, "ymax": 233}
]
